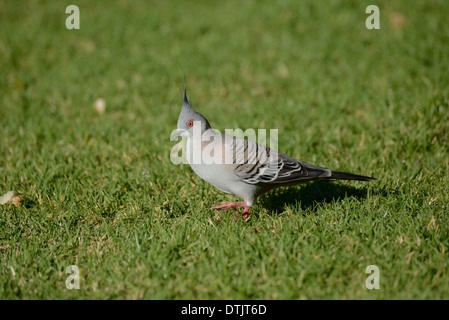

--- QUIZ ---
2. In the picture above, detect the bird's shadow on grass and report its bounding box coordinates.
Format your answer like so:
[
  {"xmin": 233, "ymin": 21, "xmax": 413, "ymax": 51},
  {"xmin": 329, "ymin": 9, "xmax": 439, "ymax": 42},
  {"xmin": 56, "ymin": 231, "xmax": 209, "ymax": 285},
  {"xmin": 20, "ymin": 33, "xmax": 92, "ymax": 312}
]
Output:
[{"xmin": 258, "ymin": 181, "xmax": 370, "ymax": 215}]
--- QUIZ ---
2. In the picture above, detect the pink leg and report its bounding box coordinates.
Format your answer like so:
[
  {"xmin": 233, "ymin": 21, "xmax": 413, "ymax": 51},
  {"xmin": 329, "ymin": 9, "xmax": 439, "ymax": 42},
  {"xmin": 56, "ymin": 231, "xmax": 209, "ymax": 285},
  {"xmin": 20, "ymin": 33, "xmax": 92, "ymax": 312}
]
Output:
[
  {"xmin": 210, "ymin": 202, "xmax": 251, "ymax": 221},
  {"xmin": 209, "ymin": 201, "xmax": 246, "ymax": 210},
  {"xmin": 241, "ymin": 206, "xmax": 250, "ymax": 220}
]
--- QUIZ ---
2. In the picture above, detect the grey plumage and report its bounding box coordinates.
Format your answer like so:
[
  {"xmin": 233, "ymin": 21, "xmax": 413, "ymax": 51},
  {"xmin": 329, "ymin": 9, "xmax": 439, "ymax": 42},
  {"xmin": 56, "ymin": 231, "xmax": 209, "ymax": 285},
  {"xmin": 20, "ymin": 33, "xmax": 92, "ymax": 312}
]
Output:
[
  {"xmin": 228, "ymin": 136, "xmax": 376, "ymax": 187},
  {"xmin": 172, "ymin": 82, "xmax": 378, "ymax": 219}
]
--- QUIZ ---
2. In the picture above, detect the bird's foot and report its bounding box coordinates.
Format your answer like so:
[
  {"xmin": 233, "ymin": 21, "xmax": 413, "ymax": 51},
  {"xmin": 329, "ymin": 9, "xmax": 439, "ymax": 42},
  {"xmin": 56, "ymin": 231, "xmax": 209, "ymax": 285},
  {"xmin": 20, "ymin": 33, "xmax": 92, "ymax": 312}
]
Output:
[
  {"xmin": 209, "ymin": 202, "xmax": 246, "ymax": 210},
  {"xmin": 241, "ymin": 207, "xmax": 250, "ymax": 221},
  {"xmin": 210, "ymin": 202, "xmax": 251, "ymax": 221}
]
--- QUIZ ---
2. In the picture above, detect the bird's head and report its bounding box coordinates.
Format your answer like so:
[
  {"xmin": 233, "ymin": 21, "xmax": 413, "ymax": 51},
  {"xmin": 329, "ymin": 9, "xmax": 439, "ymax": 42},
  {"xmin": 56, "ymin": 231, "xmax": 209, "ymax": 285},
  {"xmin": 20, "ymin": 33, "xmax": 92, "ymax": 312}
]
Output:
[{"xmin": 171, "ymin": 80, "xmax": 211, "ymax": 141}]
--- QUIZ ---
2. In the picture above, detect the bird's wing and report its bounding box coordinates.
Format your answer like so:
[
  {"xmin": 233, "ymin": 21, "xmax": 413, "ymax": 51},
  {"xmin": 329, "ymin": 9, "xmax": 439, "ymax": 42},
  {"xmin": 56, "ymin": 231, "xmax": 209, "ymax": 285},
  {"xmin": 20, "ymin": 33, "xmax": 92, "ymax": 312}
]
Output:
[{"xmin": 224, "ymin": 135, "xmax": 332, "ymax": 185}]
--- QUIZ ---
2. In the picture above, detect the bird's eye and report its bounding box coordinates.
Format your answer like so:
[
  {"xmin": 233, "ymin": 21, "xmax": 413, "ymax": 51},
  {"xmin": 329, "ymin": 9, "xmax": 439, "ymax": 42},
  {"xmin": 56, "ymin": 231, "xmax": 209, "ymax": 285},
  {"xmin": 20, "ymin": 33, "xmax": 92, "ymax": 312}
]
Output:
[{"xmin": 187, "ymin": 120, "xmax": 194, "ymax": 128}]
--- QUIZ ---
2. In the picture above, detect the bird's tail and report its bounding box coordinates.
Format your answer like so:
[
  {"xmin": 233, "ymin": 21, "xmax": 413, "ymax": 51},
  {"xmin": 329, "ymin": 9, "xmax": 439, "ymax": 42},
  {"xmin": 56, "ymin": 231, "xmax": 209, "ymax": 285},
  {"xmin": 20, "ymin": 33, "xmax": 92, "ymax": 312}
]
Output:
[{"xmin": 330, "ymin": 170, "xmax": 378, "ymax": 181}]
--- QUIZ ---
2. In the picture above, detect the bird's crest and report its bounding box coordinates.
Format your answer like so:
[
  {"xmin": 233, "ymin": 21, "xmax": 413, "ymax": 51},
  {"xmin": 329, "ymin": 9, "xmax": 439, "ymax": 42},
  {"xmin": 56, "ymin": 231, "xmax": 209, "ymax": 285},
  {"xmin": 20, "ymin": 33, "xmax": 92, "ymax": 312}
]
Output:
[{"xmin": 183, "ymin": 73, "xmax": 189, "ymax": 105}]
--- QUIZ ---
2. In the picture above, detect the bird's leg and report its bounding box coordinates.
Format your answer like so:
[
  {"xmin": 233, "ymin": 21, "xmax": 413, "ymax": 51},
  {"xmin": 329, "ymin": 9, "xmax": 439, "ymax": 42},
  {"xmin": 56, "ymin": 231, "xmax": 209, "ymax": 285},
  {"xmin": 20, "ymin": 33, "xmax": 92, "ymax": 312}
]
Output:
[
  {"xmin": 210, "ymin": 202, "xmax": 251, "ymax": 221},
  {"xmin": 241, "ymin": 206, "xmax": 250, "ymax": 220},
  {"xmin": 209, "ymin": 201, "xmax": 246, "ymax": 210}
]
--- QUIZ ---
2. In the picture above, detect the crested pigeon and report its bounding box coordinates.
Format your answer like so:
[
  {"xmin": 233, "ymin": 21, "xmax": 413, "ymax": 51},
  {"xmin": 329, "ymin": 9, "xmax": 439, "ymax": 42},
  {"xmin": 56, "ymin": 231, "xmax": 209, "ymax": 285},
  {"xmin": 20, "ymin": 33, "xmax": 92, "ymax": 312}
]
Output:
[{"xmin": 171, "ymin": 83, "xmax": 378, "ymax": 220}]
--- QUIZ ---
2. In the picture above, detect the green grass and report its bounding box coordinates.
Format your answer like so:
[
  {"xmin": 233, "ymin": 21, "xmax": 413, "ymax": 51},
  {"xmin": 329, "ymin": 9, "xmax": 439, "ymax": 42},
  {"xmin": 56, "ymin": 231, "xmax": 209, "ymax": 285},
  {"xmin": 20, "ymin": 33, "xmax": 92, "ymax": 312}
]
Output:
[{"xmin": 1, "ymin": 0, "xmax": 448, "ymax": 299}]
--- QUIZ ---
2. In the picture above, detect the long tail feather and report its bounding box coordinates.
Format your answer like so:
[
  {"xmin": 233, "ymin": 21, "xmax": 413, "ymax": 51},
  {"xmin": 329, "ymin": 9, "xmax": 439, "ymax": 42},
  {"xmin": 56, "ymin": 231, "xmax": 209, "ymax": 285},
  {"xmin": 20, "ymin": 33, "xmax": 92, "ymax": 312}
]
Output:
[{"xmin": 330, "ymin": 170, "xmax": 378, "ymax": 181}]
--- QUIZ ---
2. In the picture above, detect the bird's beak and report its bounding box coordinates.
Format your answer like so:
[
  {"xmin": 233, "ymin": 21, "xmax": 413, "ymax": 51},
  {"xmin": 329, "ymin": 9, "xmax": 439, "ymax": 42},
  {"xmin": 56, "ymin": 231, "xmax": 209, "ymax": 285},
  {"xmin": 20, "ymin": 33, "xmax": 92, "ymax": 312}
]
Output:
[{"xmin": 171, "ymin": 128, "xmax": 185, "ymax": 141}]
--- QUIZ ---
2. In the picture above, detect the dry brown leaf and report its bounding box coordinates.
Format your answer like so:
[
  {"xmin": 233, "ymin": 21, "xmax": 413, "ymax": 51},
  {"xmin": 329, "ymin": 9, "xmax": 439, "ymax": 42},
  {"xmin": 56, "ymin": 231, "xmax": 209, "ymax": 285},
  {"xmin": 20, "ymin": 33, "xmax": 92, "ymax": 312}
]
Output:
[{"xmin": 0, "ymin": 191, "xmax": 23, "ymax": 207}]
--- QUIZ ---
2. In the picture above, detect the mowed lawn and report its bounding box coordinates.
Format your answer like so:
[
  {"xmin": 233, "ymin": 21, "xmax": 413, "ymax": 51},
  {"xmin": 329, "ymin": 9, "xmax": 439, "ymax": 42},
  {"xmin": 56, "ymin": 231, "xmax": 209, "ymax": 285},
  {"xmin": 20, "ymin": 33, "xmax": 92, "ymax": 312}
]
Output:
[{"xmin": 1, "ymin": 0, "xmax": 448, "ymax": 299}]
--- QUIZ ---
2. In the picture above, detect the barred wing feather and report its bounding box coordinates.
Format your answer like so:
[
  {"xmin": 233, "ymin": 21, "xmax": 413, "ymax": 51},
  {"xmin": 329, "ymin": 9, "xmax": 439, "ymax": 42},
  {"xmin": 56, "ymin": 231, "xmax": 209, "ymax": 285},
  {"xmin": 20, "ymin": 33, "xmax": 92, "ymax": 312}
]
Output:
[{"xmin": 227, "ymin": 136, "xmax": 331, "ymax": 185}]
